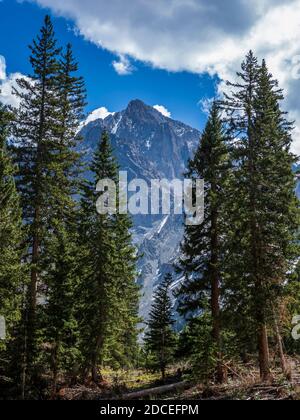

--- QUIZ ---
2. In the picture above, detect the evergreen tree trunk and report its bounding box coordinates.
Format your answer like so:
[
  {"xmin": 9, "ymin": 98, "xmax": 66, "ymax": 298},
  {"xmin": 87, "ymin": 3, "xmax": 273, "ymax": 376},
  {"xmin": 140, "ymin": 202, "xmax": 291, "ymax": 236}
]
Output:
[
  {"xmin": 91, "ymin": 335, "xmax": 104, "ymax": 383},
  {"xmin": 27, "ymin": 218, "xmax": 39, "ymax": 359},
  {"xmin": 211, "ymin": 205, "xmax": 224, "ymax": 384},
  {"xmin": 258, "ymin": 323, "xmax": 271, "ymax": 382}
]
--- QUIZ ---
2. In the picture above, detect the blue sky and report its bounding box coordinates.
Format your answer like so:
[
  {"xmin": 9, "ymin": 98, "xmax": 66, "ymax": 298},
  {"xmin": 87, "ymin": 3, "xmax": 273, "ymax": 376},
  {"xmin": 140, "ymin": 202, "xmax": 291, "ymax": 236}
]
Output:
[
  {"xmin": 1, "ymin": 0, "xmax": 300, "ymax": 156},
  {"xmin": 0, "ymin": 0, "xmax": 216, "ymax": 130}
]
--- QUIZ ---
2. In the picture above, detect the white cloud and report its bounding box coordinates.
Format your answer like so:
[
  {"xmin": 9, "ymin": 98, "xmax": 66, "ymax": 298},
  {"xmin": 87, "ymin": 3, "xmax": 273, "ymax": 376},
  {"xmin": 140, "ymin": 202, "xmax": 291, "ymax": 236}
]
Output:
[
  {"xmin": 78, "ymin": 107, "xmax": 115, "ymax": 131},
  {"xmin": 198, "ymin": 97, "xmax": 215, "ymax": 115},
  {"xmin": 153, "ymin": 105, "xmax": 171, "ymax": 118},
  {"xmin": 0, "ymin": 56, "xmax": 27, "ymax": 108},
  {"xmin": 86, "ymin": 107, "xmax": 115, "ymax": 123},
  {"xmin": 112, "ymin": 55, "xmax": 134, "ymax": 75},
  {"xmin": 0, "ymin": 55, "xmax": 6, "ymax": 80},
  {"xmin": 0, "ymin": 74, "xmax": 21, "ymax": 108},
  {"xmin": 29, "ymin": 0, "xmax": 295, "ymax": 73},
  {"xmin": 21, "ymin": 0, "xmax": 300, "ymax": 154}
]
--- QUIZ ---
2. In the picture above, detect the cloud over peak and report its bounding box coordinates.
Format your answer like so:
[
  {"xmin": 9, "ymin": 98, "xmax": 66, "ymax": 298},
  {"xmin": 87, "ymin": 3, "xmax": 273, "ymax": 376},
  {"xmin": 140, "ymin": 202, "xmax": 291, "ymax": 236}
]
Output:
[
  {"xmin": 153, "ymin": 105, "xmax": 171, "ymax": 118},
  {"xmin": 87, "ymin": 107, "xmax": 115, "ymax": 122},
  {"xmin": 16, "ymin": 1, "xmax": 300, "ymax": 153},
  {"xmin": 29, "ymin": 0, "xmax": 296, "ymax": 73}
]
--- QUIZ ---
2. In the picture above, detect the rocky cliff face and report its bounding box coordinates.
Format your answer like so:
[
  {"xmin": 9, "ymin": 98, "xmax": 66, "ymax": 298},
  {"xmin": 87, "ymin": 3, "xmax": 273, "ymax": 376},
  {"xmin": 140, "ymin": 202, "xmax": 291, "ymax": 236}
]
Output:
[{"xmin": 79, "ymin": 100, "xmax": 200, "ymax": 326}]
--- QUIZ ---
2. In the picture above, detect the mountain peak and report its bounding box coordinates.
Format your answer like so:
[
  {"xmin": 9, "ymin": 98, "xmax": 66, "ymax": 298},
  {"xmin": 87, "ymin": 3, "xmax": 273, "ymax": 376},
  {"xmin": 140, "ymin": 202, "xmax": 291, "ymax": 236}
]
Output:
[
  {"xmin": 129, "ymin": 99, "xmax": 146, "ymax": 106},
  {"xmin": 125, "ymin": 99, "xmax": 170, "ymax": 123},
  {"xmin": 126, "ymin": 99, "xmax": 149, "ymax": 112}
]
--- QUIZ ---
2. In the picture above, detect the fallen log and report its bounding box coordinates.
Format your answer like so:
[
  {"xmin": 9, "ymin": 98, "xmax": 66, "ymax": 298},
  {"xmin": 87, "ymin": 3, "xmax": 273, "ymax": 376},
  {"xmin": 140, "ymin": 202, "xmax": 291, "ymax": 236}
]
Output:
[
  {"xmin": 222, "ymin": 362, "xmax": 243, "ymax": 380},
  {"xmin": 120, "ymin": 381, "xmax": 190, "ymax": 400}
]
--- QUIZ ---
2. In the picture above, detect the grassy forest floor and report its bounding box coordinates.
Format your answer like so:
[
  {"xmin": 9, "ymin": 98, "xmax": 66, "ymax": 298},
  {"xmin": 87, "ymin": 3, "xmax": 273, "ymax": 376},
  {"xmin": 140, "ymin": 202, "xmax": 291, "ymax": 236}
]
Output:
[{"xmin": 57, "ymin": 357, "xmax": 300, "ymax": 401}]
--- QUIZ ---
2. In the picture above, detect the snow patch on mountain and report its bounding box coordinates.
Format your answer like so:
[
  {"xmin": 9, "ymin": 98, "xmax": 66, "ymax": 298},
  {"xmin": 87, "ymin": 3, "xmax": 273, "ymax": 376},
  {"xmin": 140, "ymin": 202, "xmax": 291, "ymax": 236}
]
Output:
[
  {"xmin": 111, "ymin": 114, "xmax": 123, "ymax": 134},
  {"xmin": 157, "ymin": 216, "xmax": 169, "ymax": 235}
]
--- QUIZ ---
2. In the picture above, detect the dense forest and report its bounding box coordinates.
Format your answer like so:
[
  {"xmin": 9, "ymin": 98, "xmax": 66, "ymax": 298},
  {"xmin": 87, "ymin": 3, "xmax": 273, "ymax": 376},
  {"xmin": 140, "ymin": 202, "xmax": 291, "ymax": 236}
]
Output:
[{"xmin": 0, "ymin": 16, "xmax": 299, "ymax": 400}]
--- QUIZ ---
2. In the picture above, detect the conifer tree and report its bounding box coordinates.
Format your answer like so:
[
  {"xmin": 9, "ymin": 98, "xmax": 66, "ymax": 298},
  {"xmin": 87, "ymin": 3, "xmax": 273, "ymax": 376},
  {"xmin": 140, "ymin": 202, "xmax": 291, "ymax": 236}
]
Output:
[
  {"xmin": 222, "ymin": 52, "xmax": 299, "ymax": 381},
  {"xmin": 177, "ymin": 102, "xmax": 229, "ymax": 383},
  {"xmin": 145, "ymin": 273, "xmax": 175, "ymax": 381},
  {"xmin": 252, "ymin": 60, "xmax": 299, "ymax": 376},
  {"xmin": 0, "ymin": 104, "xmax": 24, "ymax": 379},
  {"xmin": 12, "ymin": 15, "xmax": 61, "ymax": 374},
  {"xmin": 41, "ymin": 42, "xmax": 86, "ymax": 392},
  {"xmin": 79, "ymin": 131, "xmax": 139, "ymax": 381},
  {"xmin": 79, "ymin": 131, "xmax": 117, "ymax": 382}
]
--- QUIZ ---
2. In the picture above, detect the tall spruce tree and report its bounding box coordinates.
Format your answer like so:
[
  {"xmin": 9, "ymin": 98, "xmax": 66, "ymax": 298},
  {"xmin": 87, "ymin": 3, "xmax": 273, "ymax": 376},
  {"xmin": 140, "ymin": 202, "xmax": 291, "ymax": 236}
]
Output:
[
  {"xmin": 222, "ymin": 52, "xmax": 299, "ymax": 381},
  {"xmin": 12, "ymin": 15, "xmax": 61, "ymax": 376},
  {"xmin": 177, "ymin": 102, "xmax": 229, "ymax": 383},
  {"xmin": 42, "ymin": 42, "xmax": 86, "ymax": 394},
  {"xmin": 0, "ymin": 104, "xmax": 24, "ymax": 381},
  {"xmin": 221, "ymin": 51, "xmax": 269, "ymax": 380},
  {"xmin": 79, "ymin": 131, "xmax": 139, "ymax": 381},
  {"xmin": 145, "ymin": 273, "xmax": 175, "ymax": 381},
  {"xmin": 252, "ymin": 60, "xmax": 299, "ymax": 376}
]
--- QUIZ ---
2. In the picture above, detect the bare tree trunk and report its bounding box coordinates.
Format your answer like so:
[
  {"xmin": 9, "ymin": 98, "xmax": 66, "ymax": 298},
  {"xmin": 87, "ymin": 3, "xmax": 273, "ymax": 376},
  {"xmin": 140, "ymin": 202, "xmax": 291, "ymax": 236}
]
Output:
[
  {"xmin": 274, "ymin": 316, "xmax": 290, "ymax": 380},
  {"xmin": 258, "ymin": 324, "xmax": 271, "ymax": 382},
  {"xmin": 122, "ymin": 381, "xmax": 189, "ymax": 400}
]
